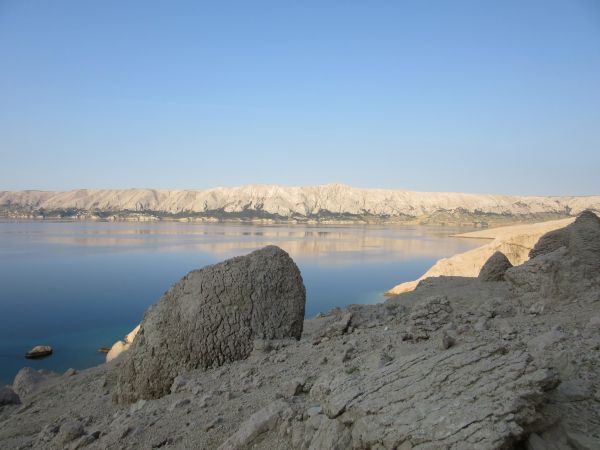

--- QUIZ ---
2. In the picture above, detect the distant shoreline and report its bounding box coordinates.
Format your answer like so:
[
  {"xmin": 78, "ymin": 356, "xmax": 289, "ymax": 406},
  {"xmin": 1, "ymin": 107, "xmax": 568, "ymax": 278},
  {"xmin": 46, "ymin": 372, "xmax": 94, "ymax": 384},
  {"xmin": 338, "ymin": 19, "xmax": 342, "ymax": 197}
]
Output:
[{"xmin": 0, "ymin": 208, "xmax": 577, "ymax": 228}]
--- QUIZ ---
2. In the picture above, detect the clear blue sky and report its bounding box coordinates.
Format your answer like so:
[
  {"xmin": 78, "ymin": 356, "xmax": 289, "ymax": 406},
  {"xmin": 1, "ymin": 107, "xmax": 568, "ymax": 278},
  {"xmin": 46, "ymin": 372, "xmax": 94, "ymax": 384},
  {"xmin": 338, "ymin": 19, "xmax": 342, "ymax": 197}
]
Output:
[{"xmin": 1, "ymin": 0, "xmax": 599, "ymax": 195}]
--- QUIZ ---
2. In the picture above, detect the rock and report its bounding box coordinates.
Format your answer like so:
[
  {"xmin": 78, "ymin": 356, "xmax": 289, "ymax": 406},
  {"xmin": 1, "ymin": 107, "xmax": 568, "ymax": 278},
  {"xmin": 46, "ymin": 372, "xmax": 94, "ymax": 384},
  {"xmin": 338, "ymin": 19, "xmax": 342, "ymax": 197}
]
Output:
[
  {"xmin": 25, "ymin": 345, "xmax": 53, "ymax": 359},
  {"xmin": 63, "ymin": 368, "xmax": 77, "ymax": 377},
  {"xmin": 308, "ymin": 417, "xmax": 352, "ymax": 450},
  {"xmin": 116, "ymin": 246, "xmax": 306, "ymax": 403},
  {"xmin": 312, "ymin": 342, "xmax": 559, "ymax": 449},
  {"xmin": 0, "ymin": 386, "xmax": 20, "ymax": 406},
  {"xmin": 203, "ymin": 416, "xmax": 223, "ymax": 431},
  {"xmin": 478, "ymin": 251, "xmax": 513, "ymax": 281},
  {"xmin": 474, "ymin": 317, "xmax": 489, "ymax": 331},
  {"xmin": 405, "ymin": 295, "xmax": 452, "ymax": 340},
  {"xmin": 306, "ymin": 406, "xmax": 322, "ymax": 417},
  {"xmin": 566, "ymin": 431, "xmax": 600, "ymax": 450},
  {"xmin": 496, "ymin": 318, "xmax": 517, "ymax": 340},
  {"xmin": 12, "ymin": 367, "xmax": 55, "ymax": 398},
  {"xmin": 555, "ymin": 379, "xmax": 593, "ymax": 402},
  {"xmin": 527, "ymin": 432, "xmax": 567, "ymax": 450},
  {"xmin": 106, "ymin": 324, "xmax": 140, "ymax": 362},
  {"xmin": 529, "ymin": 302, "xmax": 546, "ymax": 315},
  {"xmin": 529, "ymin": 210, "xmax": 600, "ymax": 263},
  {"xmin": 584, "ymin": 316, "xmax": 600, "ymax": 337},
  {"xmin": 217, "ymin": 400, "xmax": 293, "ymax": 450},
  {"xmin": 281, "ymin": 379, "xmax": 305, "ymax": 398},
  {"xmin": 347, "ymin": 302, "xmax": 405, "ymax": 329},
  {"xmin": 315, "ymin": 312, "xmax": 353, "ymax": 342},
  {"xmin": 528, "ymin": 327, "xmax": 566, "ymax": 356},
  {"xmin": 168, "ymin": 398, "xmax": 191, "ymax": 411},
  {"xmin": 56, "ymin": 421, "xmax": 84, "ymax": 445},
  {"xmin": 439, "ymin": 333, "xmax": 455, "ymax": 350},
  {"xmin": 507, "ymin": 211, "xmax": 600, "ymax": 301},
  {"xmin": 129, "ymin": 399, "xmax": 147, "ymax": 413}
]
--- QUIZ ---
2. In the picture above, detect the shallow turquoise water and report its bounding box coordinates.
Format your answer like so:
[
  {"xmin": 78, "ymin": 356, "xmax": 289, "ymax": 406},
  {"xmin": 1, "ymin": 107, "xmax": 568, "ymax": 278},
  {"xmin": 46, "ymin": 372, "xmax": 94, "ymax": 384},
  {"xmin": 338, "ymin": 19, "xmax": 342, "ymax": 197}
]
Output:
[{"xmin": 0, "ymin": 221, "xmax": 481, "ymax": 383}]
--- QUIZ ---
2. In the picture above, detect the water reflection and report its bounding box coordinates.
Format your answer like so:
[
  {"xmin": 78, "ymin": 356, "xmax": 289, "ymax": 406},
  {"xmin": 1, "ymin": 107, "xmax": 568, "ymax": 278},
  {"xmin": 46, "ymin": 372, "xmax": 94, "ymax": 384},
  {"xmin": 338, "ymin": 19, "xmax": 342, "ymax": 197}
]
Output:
[
  {"xmin": 3, "ymin": 222, "xmax": 478, "ymax": 267},
  {"xmin": 0, "ymin": 220, "xmax": 481, "ymax": 381}
]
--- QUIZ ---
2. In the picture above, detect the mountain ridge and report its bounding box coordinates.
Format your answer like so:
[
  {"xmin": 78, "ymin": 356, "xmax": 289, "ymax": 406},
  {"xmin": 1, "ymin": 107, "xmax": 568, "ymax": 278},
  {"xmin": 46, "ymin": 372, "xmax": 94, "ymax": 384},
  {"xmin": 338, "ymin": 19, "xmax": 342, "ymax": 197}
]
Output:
[{"xmin": 2, "ymin": 184, "xmax": 599, "ymax": 225}]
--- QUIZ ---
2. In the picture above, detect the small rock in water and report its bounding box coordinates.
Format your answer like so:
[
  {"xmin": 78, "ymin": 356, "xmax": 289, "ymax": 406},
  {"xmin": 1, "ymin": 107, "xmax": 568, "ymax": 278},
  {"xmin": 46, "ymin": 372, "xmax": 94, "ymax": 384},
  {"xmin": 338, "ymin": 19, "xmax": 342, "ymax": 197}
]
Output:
[
  {"xmin": 25, "ymin": 345, "xmax": 53, "ymax": 359},
  {"xmin": 63, "ymin": 368, "xmax": 77, "ymax": 377}
]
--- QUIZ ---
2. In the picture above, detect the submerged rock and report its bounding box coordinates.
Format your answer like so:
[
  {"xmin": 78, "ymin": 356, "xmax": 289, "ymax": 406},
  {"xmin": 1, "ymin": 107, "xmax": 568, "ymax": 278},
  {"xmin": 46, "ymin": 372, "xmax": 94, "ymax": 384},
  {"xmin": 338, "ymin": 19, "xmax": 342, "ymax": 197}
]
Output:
[
  {"xmin": 478, "ymin": 250, "xmax": 513, "ymax": 281},
  {"xmin": 116, "ymin": 246, "xmax": 306, "ymax": 403}
]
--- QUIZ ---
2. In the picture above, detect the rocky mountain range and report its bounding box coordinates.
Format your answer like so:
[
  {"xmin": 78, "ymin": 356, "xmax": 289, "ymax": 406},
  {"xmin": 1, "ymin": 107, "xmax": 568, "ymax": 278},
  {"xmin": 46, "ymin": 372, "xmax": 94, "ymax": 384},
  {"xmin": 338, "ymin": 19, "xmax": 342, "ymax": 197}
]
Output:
[{"xmin": 2, "ymin": 184, "xmax": 599, "ymax": 225}]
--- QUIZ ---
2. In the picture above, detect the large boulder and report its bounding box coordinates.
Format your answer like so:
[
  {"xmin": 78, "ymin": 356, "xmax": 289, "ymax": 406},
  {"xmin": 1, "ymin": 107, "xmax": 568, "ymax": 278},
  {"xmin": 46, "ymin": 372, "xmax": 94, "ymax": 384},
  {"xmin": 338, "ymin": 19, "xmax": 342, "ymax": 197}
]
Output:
[
  {"xmin": 115, "ymin": 245, "xmax": 306, "ymax": 403},
  {"xmin": 478, "ymin": 250, "xmax": 513, "ymax": 281}
]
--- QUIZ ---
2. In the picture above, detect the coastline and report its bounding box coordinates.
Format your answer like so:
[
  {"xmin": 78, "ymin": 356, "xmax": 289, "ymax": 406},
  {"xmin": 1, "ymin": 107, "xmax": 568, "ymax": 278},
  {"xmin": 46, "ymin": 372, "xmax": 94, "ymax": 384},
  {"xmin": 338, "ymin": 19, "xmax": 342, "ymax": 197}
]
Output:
[{"xmin": 385, "ymin": 217, "xmax": 576, "ymax": 295}]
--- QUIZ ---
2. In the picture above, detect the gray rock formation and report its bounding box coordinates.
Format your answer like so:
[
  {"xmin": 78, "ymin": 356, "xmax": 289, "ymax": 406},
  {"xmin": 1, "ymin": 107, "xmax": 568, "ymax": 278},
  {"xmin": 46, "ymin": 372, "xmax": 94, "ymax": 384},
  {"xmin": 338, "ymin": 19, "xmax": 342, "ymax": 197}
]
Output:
[
  {"xmin": 506, "ymin": 210, "xmax": 600, "ymax": 301},
  {"xmin": 217, "ymin": 400, "xmax": 293, "ymax": 450},
  {"xmin": 12, "ymin": 367, "xmax": 58, "ymax": 398},
  {"xmin": 404, "ymin": 295, "xmax": 452, "ymax": 340},
  {"xmin": 115, "ymin": 245, "xmax": 306, "ymax": 403},
  {"xmin": 0, "ymin": 386, "xmax": 20, "ymax": 406},
  {"xmin": 529, "ymin": 209, "xmax": 600, "ymax": 272},
  {"xmin": 309, "ymin": 342, "xmax": 558, "ymax": 449},
  {"xmin": 478, "ymin": 250, "xmax": 513, "ymax": 281}
]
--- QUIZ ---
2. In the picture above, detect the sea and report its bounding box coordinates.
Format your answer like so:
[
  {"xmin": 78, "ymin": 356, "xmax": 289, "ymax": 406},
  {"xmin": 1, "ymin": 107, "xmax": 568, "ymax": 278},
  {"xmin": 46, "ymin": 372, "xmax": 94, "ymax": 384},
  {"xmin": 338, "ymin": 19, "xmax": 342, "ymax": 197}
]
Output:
[{"xmin": 0, "ymin": 220, "xmax": 482, "ymax": 383}]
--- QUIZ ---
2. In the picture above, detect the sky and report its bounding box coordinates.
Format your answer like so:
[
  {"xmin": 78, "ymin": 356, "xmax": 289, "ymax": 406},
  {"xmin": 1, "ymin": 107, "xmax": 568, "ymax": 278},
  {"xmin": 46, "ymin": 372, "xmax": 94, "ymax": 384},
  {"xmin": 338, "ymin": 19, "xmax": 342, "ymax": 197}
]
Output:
[{"xmin": 0, "ymin": 0, "xmax": 599, "ymax": 196}]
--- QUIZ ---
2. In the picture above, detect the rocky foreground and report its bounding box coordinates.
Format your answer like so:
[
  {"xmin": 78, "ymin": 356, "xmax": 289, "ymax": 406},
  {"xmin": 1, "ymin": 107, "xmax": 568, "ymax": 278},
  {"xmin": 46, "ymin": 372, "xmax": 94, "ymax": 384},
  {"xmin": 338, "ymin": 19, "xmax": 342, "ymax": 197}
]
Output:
[
  {"xmin": 1, "ymin": 212, "xmax": 600, "ymax": 449},
  {"xmin": 2, "ymin": 184, "xmax": 599, "ymax": 225}
]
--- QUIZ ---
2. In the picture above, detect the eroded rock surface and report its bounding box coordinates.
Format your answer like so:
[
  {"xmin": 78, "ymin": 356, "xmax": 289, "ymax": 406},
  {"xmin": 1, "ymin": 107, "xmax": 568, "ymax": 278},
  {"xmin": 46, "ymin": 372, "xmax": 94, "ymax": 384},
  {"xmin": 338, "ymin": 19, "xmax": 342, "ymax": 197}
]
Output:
[
  {"xmin": 404, "ymin": 295, "xmax": 452, "ymax": 340},
  {"xmin": 115, "ymin": 245, "xmax": 306, "ymax": 403},
  {"xmin": 311, "ymin": 342, "xmax": 558, "ymax": 449},
  {"xmin": 12, "ymin": 367, "xmax": 58, "ymax": 398},
  {"xmin": 479, "ymin": 250, "xmax": 513, "ymax": 281},
  {"xmin": 0, "ymin": 386, "xmax": 20, "ymax": 406}
]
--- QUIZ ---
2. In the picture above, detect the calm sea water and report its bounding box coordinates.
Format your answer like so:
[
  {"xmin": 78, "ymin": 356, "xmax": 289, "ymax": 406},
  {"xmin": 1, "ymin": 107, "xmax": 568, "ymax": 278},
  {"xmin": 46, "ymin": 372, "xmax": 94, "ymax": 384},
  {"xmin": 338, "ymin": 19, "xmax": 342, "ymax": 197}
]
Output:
[{"xmin": 0, "ymin": 221, "xmax": 481, "ymax": 383}]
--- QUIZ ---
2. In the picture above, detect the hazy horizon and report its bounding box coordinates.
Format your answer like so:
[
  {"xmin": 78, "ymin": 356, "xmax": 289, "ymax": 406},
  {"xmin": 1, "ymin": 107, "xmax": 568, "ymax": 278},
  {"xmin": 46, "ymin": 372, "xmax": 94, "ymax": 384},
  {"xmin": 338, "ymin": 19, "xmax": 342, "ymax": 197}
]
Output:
[{"xmin": 1, "ymin": 1, "xmax": 599, "ymax": 196}]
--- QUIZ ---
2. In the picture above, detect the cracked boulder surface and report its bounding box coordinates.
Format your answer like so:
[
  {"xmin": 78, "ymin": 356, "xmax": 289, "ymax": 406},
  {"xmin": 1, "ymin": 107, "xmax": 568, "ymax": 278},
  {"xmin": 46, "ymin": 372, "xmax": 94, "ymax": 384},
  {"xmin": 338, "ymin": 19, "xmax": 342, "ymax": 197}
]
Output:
[{"xmin": 115, "ymin": 245, "xmax": 306, "ymax": 403}]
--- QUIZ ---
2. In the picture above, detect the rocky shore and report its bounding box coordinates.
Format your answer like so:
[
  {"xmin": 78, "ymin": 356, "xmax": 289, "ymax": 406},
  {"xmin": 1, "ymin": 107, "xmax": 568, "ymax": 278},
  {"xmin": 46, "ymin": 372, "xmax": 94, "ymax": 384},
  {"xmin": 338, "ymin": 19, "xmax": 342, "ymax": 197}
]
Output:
[{"xmin": 1, "ymin": 211, "xmax": 599, "ymax": 449}]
